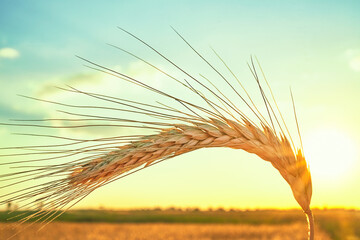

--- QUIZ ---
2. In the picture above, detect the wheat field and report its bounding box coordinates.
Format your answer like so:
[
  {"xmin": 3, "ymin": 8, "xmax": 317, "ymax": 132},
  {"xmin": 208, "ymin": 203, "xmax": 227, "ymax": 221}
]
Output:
[{"xmin": 0, "ymin": 222, "xmax": 331, "ymax": 240}]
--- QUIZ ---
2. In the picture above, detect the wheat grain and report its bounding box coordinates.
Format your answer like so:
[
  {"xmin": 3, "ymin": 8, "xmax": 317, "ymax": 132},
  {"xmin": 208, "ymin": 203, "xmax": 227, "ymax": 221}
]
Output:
[{"xmin": 0, "ymin": 28, "xmax": 314, "ymax": 239}]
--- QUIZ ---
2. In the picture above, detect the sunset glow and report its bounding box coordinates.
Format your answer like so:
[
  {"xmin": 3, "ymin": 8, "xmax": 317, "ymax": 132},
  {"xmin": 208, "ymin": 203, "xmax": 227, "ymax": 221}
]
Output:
[
  {"xmin": 304, "ymin": 128, "xmax": 358, "ymax": 181},
  {"xmin": 1, "ymin": 0, "xmax": 359, "ymax": 211}
]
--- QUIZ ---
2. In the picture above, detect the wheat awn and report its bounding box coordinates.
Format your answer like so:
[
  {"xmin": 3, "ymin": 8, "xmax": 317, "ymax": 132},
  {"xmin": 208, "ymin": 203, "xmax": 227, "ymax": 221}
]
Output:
[{"xmin": 0, "ymin": 27, "xmax": 314, "ymax": 239}]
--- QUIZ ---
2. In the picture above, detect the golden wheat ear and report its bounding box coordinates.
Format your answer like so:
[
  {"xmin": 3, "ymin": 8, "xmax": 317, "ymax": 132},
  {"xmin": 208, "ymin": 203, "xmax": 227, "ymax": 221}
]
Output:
[{"xmin": 0, "ymin": 28, "xmax": 314, "ymax": 239}]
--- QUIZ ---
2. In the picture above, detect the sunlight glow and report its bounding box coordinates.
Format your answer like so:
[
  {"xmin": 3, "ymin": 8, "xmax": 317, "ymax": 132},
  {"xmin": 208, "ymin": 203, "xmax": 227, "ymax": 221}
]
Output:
[{"xmin": 304, "ymin": 128, "xmax": 358, "ymax": 181}]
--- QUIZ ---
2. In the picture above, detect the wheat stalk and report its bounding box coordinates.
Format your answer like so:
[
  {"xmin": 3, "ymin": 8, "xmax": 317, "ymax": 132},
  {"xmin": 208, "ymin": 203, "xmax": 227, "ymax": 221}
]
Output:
[{"xmin": 0, "ymin": 28, "xmax": 314, "ymax": 239}]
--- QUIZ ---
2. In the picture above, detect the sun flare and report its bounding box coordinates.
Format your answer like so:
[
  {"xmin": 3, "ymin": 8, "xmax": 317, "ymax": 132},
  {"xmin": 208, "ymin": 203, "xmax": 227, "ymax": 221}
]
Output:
[{"xmin": 304, "ymin": 128, "xmax": 358, "ymax": 181}]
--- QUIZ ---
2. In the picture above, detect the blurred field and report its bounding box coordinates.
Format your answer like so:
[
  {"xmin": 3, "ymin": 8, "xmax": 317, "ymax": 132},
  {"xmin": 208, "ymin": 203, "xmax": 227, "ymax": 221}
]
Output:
[
  {"xmin": 0, "ymin": 222, "xmax": 331, "ymax": 240},
  {"xmin": 0, "ymin": 209, "xmax": 359, "ymax": 240}
]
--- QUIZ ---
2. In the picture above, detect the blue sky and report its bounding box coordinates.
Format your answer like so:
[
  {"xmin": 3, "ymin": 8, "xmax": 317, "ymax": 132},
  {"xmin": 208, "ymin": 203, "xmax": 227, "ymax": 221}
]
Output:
[{"xmin": 0, "ymin": 0, "xmax": 360, "ymax": 210}]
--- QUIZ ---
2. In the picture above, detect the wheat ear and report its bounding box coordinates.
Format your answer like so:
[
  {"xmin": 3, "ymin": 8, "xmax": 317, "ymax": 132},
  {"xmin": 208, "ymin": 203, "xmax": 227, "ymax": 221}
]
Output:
[{"xmin": 0, "ymin": 28, "xmax": 314, "ymax": 239}]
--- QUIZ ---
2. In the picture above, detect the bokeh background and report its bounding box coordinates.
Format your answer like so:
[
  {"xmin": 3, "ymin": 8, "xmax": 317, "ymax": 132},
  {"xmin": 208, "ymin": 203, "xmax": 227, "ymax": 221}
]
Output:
[{"xmin": 1, "ymin": 0, "xmax": 359, "ymax": 212}]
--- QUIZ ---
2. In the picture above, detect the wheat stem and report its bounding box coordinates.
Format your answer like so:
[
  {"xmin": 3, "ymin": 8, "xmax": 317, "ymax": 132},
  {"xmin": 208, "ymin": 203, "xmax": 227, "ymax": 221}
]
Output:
[{"xmin": 306, "ymin": 209, "xmax": 315, "ymax": 240}]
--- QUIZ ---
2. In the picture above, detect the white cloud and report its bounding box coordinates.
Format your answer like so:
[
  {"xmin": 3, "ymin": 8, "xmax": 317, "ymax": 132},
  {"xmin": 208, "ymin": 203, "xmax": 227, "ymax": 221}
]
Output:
[
  {"xmin": 0, "ymin": 47, "xmax": 20, "ymax": 59},
  {"xmin": 349, "ymin": 56, "xmax": 360, "ymax": 72},
  {"xmin": 36, "ymin": 72, "xmax": 103, "ymax": 98},
  {"xmin": 345, "ymin": 49, "xmax": 360, "ymax": 72},
  {"xmin": 9, "ymin": 59, "xmax": 168, "ymax": 139}
]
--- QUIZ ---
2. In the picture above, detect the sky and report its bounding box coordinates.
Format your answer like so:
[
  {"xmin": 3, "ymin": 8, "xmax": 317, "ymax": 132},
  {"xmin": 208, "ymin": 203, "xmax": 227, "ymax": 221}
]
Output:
[{"xmin": 0, "ymin": 0, "xmax": 360, "ymax": 210}]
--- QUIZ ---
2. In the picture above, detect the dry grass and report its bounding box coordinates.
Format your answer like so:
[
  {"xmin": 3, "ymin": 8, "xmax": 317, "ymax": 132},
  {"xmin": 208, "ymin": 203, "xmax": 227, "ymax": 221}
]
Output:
[{"xmin": 0, "ymin": 222, "xmax": 330, "ymax": 240}]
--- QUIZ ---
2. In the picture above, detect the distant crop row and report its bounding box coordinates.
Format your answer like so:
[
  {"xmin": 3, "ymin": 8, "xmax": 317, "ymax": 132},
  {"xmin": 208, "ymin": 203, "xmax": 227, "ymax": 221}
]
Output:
[
  {"xmin": 0, "ymin": 209, "xmax": 359, "ymax": 239},
  {"xmin": 0, "ymin": 222, "xmax": 331, "ymax": 240}
]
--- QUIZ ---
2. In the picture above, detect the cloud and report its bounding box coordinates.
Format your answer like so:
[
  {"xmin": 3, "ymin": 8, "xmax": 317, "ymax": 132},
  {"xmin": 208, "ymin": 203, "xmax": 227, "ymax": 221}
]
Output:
[
  {"xmin": 0, "ymin": 47, "xmax": 20, "ymax": 59},
  {"xmin": 36, "ymin": 59, "xmax": 164, "ymax": 99},
  {"xmin": 30, "ymin": 60, "xmax": 168, "ymax": 139},
  {"xmin": 36, "ymin": 72, "xmax": 103, "ymax": 98},
  {"xmin": 349, "ymin": 56, "xmax": 360, "ymax": 72},
  {"xmin": 345, "ymin": 49, "xmax": 360, "ymax": 72}
]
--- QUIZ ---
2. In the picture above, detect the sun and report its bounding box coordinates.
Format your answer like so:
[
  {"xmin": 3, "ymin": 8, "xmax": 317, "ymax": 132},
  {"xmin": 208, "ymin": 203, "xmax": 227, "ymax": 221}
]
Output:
[{"xmin": 303, "ymin": 128, "xmax": 358, "ymax": 181}]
